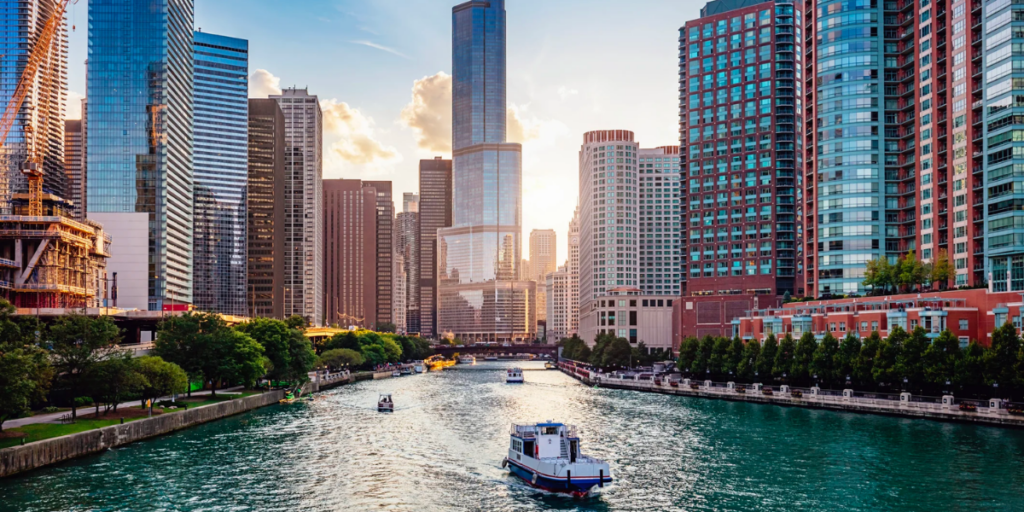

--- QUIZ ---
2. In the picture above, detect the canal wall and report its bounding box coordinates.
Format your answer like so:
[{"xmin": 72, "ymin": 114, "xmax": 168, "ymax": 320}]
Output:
[
  {"xmin": 0, "ymin": 391, "xmax": 284, "ymax": 479},
  {"xmin": 560, "ymin": 369, "xmax": 1024, "ymax": 428}
]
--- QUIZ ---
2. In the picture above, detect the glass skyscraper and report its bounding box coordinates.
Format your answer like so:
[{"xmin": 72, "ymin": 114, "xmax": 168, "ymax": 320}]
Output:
[
  {"xmin": 192, "ymin": 31, "xmax": 248, "ymax": 316},
  {"xmin": 438, "ymin": 0, "xmax": 535, "ymax": 342},
  {"xmin": 87, "ymin": 0, "xmax": 194, "ymax": 310}
]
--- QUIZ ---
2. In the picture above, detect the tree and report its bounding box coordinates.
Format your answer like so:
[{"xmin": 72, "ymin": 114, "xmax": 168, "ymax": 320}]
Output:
[
  {"xmin": 676, "ymin": 337, "xmax": 699, "ymax": 373},
  {"xmin": 589, "ymin": 333, "xmax": 615, "ymax": 368},
  {"xmin": 811, "ymin": 331, "xmax": 840, "ymax": 388},
  {"xmin": 709, "ymin": 337, "xmax": 730, "ymax": 378},
  {"xmin": 285, "ymin": 315, "xmax": 307, "ymax": 330},
  {"xmin": 136, "ymin": 356, "xmax": 188, "ymax": 412},
  {"xmin": 863, "ymin": 255, "xmax": 894, "ymax": 294},
  {"xmin": 899, "ymin": 327, "xmax": 930, "ymax": 393},
  {"xmin": 923, "ymin": 330, "xmax": 961, "ymax": 393},
  {"xmin": 725, "ymin": 337, "xmax": 744, "ymax": 378},
  {"xmin": 48, "ymin": 314, "xmax": 122, "ymax": 419},
  {"xmin": 598, "ymin": 337, "xmax": 633, "ymax": 369},
  {"xmin": 756, "ymin": 334, "xmax": 777, "ymax": 381},
  {"xmin": 773, "ymin": 334, "xmax": 795, "ymax": 380},
  {"xmin": 154, "ymin": 312, "xmax": 226, "ymax": 396},
  {"xmin": 0, "ymin": 342, "xmax": 52, "ymax": 431},
  {"xmin": 985, "ymin": 322, "xmax": 1021, "ymax": 397},
  {"xmin": 558, "ymin": 335, "xmax": 590, "ymax": 362},
  {"xmin": 738, "ymin": 339, "xmax": 760, "ymax": 381},
  {"xmin": 858, "ymin": 332, "xmax": 882, "ymax": 388},
  {"xmin": 895, "ymin": 251, "xmax": 928, "ymax": 292},
  {"xmin": 208, "ymin": 329, "xmax": 265, "ymax": 391},
  {"xmin": 930, "ymin": 249, "xmax": 954, "ymax": 289},
  {"xmin": 836, "ymin": 332, "xmax": 862, "ymax": 387},
  {"xmin": 323, "ymin": 331, "xmax": 360, "ymax": 353},
  {"xmin": 319, "ymin": 348, "xmax": 364, "ymax": 369},
  {"xmin": 691, "ymin": 335, "xmax": 715, "ymax": 377},
  {"xmin": 237, "ymin": 318, "xmax": 316, "ymax": 384},
  {"xmin": 376, "ymin": 322, "xmax": 397, "ymax": 333},
  {"xmin": 87, "ymin": 352, "xmax": 145, "ymax": 414},
  {"xmin": 873, "ymin": 326, "xmax": 907, "ymax": 388},
  {"xmin": 792, "ymin": 331, "xmax": 817, "ymax": 385},
  {"xmin": 956, "ymin": 341, "xmax": 987, "ymax": 394}
]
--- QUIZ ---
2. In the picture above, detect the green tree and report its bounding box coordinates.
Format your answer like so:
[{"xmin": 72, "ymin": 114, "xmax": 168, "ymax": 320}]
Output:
[
  {"xmin": 285, "ymin": 315, "xmax": 307, "ymax": 330},
  {"xmin": 209, "ymin": 329, "xmax": 265, "ymax": 391},
  {"xmin": 319, "ymin": 348, "xmax": 364, "ymax": 369},
  {"xmin": 930, "ymin": 249, "xmax": 954, "ymax": 289},
  {"xmin": 923, "ymin": 330, "xmax": 961, "ymax": 393},
  {"xmin": 136, "ymin": 356, "xmax": 188, "ymax": 412},
  {"xmin": 588, "ymin": 333, "xmax": 615, "ymax": 367},
  {"xmin": 725, "ymin": 337, "xmax": 744, "ymax": 379},
  {"xmin": 773, "ymin": 333, "xmax": 796, "ymax": 380},
  {"xmin": 48, "ymin": 314, "xmax": 122, "ymax": 419},
  {"xmin": 323, "ymin": 331, "xmax": 360, "ymax": 353},
  {"xmin": 873, "ymin": 326, "xmax": 907, "ymax": 388},
  {"xmin": 558, "ymin": 335, "xmax": 590, "ymax": 362},
  {"xmin": 599, "ymin": 337, "xmax": 633, "ymax": 368},
  {"xmin": 792, "ymin": 331, "xmax": 817, "ymax": 385},
  {"xmin": 836, "ymin": 332, "xmax": 862, "ymax": 387},
  {"xmin": 738, "ymin": 339, "xmax": 760, "ymax": 381},
  {"xmin": 985, "ymin": 322, "xmax": 1021, "ymax": 397},
  {"xmin": 237, "ymin": 318, "xmax": 315, "ymax": 383},
  {"xmin": 756, "ymin": 334, "xmax": 777, "ymax": 381},
  {"xmin": 154, "ymin": 312, "xmax": 226, "ymax": 396},
  {"xmin": 692, "ymin": 335, "xmax": 715, "ymax": 377},
  {"xmin": 709, "ymin": 337, "xmax": 730, "ymax": 378},
  {"xmin": 956, "ymin": 341, "xmax": 987, "ymax": 393},
  {"xmin": 899, "ymin": 327, "xmax": 930, "ymax": 393},
  {"xmin": 0, "ymin": 341, "xmax": 52, "ymax": 431},
  {"xmin": 857, "ymin": 332, "xmax": 882, "ymax": 388},
  {"xmin": 811, "ymin": 331, "xmax": 840, "ymax": 388},
  {"xmin": 863, "ymin": 255, "xmax": 894, "ymax": 294},
  {"xmin": 87, "ymin": 352, "xmax": 145, "ymax": 414},
  {"xmin": 676, "ymin": 337, "xmax": 699, "ymax": 373},
  {"xmin": 376, "ymin": 322, "xmax": 397, "ymax": 333}
]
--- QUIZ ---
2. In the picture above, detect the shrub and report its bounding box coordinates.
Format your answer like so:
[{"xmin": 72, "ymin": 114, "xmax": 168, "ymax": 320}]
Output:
[
  {"xmin": 73, "ymin": 396, "xmax": 93, "ymax": 407},
  {"xmin": 42, "ymin": 406, "xmax": 59, "ymax": 413}
]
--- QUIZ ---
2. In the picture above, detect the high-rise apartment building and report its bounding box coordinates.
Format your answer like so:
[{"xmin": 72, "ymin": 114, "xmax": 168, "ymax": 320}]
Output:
[
  {"xmin": 396, "ymin": 193, "xmax": 420, "ymax": 333},
  {"xmin": 568, "ymin": 208, "xmax": 581, "ymax": 335},
  {"xmin": 247, "ymin": 98, "xmax": 286, "ymax": 319},
  {"xmin": 418, "ymin": 157, "xmax": 452, "ymax": 339},
  {"xmin": 63, "ymin": 119, "xmax": 84, "ymax": 220},
  {"xmin": 638, "ymin": 146, "xmax": 683, "ymax": 294},
  {"xmin": 529, "ymin": 229, "xmax": 557, "ymax": 321},
  {"xmin": 192, "ymin": 31, "xmax": 248, "ymax": 316},
  {"xmin": 438, "ymin": 0, "xmax": 536, "ymax": 342},
  {"xmin": 0, "ymin": 0, "xmax": 68, "ymax": 212},
  {"xmin": 323, "ymin": 179, "xmax": 377, "ymax": 328},
  {"xmin": 271, "ymin": 87, "xmax": 323, "ymax": 325},
  {"xmin": 88, "ymin": 0, "xmax": 194, "ymax": 311},
  {"xmin": 362, "ymin": 180, "xmax": 394, "ymax": 328},
  {"xmin": 545, "ymin": 265, "xmax": 570, "ymax": 342},
  {"xmin": 393, "ymin": 252, "xmax": 407, "ymax": 333}
]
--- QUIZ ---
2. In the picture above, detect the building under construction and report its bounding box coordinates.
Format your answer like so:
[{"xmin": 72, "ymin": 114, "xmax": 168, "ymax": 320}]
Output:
[{"xmin": 0, "ymin": 190, "xmax": 110, "ymax": 308}]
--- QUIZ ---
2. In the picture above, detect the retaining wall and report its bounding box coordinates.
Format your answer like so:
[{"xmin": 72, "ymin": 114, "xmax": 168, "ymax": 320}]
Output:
[{"xmin": 0, "ymin": 390, "xmax": 284, "ymax": 478}]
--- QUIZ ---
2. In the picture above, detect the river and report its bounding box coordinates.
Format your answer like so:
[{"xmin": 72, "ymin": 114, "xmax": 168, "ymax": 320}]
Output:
[{"xmin": 1, "ymin": 360, "xmax": 1023, "ymax": 511}]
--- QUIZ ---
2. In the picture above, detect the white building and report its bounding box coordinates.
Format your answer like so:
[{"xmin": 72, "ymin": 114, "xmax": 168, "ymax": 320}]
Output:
[
  {"xmin": 638, "ymin": 146, "xmax": 682, "ymax": 295},
  {"xmin": 578, "ymin": 287, "xmax": 676, "ymax": 352},
  {"xmin": 568, "ymin": 208, "xmax": 580, "ymax": 335},
  {"xmin": 545, "ymin": 265, "xmax": 570, "ymax": 342},
  {"xmin": 271, "ymin": 88, "xmax": 323, "ymax": 326},
  {"xmin": 393, "ymin": 252, "xmax": 407, "ymax": 333}
]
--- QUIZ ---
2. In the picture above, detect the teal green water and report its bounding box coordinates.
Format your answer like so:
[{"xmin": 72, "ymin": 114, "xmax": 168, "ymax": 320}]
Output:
[{"xmin": 2, "ymin": 361, "xmax": 1023, "ymax": 511}]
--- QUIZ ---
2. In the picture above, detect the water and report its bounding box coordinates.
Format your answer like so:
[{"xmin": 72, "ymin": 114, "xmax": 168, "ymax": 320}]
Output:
[{"xmin": 2, "ymin": 361, "xmax": 1023, "ymax": 511}]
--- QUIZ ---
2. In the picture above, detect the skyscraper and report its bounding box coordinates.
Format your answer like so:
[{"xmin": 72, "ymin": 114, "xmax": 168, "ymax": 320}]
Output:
[
  {"xmin": 638, "ymin": 146, "xmax": 682, "ymax": 295},
  {"xmin": 568, "ymin": 208, "xmax": 580, "ymax": 335},
  {"xmin": 247, "ymin": 98, "xmax": 286, "ymax": 319},
  {"xmin": 396, "ymin": 193, "xmax": 420, "ymax": 333},
  {"xmin": 271, "ymin": 87, "xmax": 323, "ymax": 325},
  {"xmin": 545, "ymin": 265, "xmax": 570, "ymax": 342},
  {"xmin": 63, "ymin": 119, "xmax": 84, "ymax": 220},
  {"xmin": 192, "ymin": 31, "xmax": 248, "ymax": 316},
  {"xmin": 323, "ymin": 179, "xmax": 377, "ymax": 328},
  {"xmin": 418, "ymin": 157, "xmax": 452, "ymax": 339},
  {"xmin": 0, "ymin": 0, "xmax": 68, "ymax": 212},
  {"xmin": 362, "ymin": 180, "xmax": 394, "ymax": 328},
  {"xmin": 529, "ymin": 229, "xmax": 557, "ymax": 321},
  {"xmin": 88, "ymin": 0, "xmax": 194, "ymax": 311},
  {"xmin": 438, "ymin": 0, "xmax": 536, "ymax": 342}
]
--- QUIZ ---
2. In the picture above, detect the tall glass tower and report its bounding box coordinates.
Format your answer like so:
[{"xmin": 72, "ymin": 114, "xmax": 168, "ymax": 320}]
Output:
[
  {"xmin": 87, "ymin": 0, "xmax": 194, "ymax": 310},
  {"xmin": 192, "ymin": 31, "xmax": 248, "ymax": 316},
  {"xmin": 438, "ymin": 0, "xmax": 536, "ymax": 343}
]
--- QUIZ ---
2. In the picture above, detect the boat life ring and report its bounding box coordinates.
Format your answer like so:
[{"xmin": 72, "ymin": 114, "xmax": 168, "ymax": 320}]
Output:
[
  {"xmin": 501, "ymin": 458, "xmax": 508, "ymax": 468},
  {"xmin": 532, "ymin": 472, "xmax": 538, "ymax": 485}
]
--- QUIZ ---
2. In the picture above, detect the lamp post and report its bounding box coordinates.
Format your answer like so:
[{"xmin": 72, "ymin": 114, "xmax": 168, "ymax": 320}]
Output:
[{"xmin": 993, "ymin": 381, "xmax": 999, "ymax": 399}]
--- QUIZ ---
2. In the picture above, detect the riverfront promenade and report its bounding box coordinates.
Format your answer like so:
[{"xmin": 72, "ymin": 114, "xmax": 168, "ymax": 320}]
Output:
[{"xmin": 559, "ymin": 362, "xmax": 1024, "ymax": 428}]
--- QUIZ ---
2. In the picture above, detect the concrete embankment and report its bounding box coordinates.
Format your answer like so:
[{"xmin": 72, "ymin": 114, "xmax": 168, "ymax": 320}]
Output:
[{"xmin": 561, "ymin": 369, "xmax": 1024, "ymax": 428}]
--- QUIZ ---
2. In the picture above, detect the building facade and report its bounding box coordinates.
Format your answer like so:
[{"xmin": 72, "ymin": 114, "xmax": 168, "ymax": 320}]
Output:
[
  {"xmin": 87, "ymin": 0, "xmax": 194, "ymax": 311},
  {"xmin": 529, "ymin": 229, "xmax": 557, "ymax": 321},
  {"xmin": 271, "ymin": 87, "xmax": 323, "ymax": 325},
  {"xmin": 362, "ymin": 180, "xmax": 394, "ymax": 328},
  {"xmin": 396, "ymin": 193, "xmax": 420, "ymax": 333},
  {"xmin": 579, "ymin": 288, "xmax": 677, "ymax": 352},
  {"xmin": 192, "ymin": 31, "xmax": 248, "ymax": 316},
  {"xmin": 323, "ymin": 179, "xmax": 377, "ymax": 328},
  {"xmin": 438, "ymin": 0, "xmax": 536, "ymax": 342},
  {"xmin": 419, "ymin": 157, "xmax": 452, "ymax": 339},
  {"xmin": 63, "ymin": 118, "xmax": 84, "ymax": 220},
  {"xmin": 246, "ymin": 98, "xmax": 286, "ymax": 319},
  {"xmin": 0, "ymin": 0, "xmax": 68, "ymax": 212},
  {"xmin": 568, "ymin": 207, "xmax": 580, "ymax": 335},
  {"xmin": 393, "ymin": 252, "xmax": 407, "ymax": 333},
  {"xmin": 638, "ymin": 146, "xmax": 682, "ymax": 294},
  {"xmin": 545, "ymin": 265, "xmax": 570, "ymax": 342}
]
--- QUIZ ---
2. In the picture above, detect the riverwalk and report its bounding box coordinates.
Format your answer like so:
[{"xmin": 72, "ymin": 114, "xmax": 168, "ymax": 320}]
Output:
[{"xmin": 559, "ymin": 364, "xmax": 1024, "ymax": 428}]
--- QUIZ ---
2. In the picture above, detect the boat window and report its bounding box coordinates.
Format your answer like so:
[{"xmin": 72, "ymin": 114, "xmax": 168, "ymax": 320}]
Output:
[{"xmin": 542, "ymin": 427, "xmax": 558, "ymax": 435}]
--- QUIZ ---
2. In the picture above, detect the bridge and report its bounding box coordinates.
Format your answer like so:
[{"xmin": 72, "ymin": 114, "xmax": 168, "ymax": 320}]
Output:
[{"xmin": 431, "ymin": 344, "xmax": 558, "ymax": 358}]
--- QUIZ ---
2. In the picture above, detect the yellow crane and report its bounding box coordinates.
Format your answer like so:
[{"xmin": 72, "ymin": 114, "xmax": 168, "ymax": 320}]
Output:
[{"xmin": 0, "ymin": 0, "xmax": 77, "ymax": 216}]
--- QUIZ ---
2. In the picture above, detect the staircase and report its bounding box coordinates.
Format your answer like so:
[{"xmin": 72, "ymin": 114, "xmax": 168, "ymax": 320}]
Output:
[{"xmin": 560, "ymin": 439, "xmax": 569, "ymax": 459}]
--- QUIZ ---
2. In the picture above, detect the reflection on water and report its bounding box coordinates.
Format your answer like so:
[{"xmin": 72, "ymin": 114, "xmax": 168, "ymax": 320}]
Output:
[{"xmin": 2, "ymin": 360, "xmax": 1023, "ymax": 511}]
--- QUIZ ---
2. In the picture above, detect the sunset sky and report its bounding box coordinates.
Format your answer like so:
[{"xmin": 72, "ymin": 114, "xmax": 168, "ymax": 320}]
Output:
[{"xmin": 66, "ymin": 0, "xmax": 703, "ymax": 261}]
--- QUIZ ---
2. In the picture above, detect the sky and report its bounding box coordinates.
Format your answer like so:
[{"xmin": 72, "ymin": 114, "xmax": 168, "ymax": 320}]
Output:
[{"xmin": 66, "ymin": 0, "xmax": 704, "ymax": 262}]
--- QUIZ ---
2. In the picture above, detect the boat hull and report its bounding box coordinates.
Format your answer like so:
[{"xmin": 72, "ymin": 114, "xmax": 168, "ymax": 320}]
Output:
[{"xmin": 506, "ymin": 458, "xmax": 611, "ymax": 497}]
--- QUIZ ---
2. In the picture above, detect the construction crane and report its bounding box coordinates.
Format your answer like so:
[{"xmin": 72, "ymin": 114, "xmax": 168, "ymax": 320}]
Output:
[{"xmin": 0, "ymin": 0, "xmax": 77, "ymax": 216}]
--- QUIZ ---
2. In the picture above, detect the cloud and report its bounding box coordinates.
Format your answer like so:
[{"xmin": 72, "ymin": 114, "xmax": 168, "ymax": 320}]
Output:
[
  {"xmin": 507, "ymin": 103, "xmax": 568, "ymax": 146},
  {"xmin": 400, "ymin": 72, "xmax": 453, "ymax": 153},
  {"xmin": 248, "ymin": 69, "xmax": 282, "ymax": 98},
  {"xmin": 66, "ymin": 91, "xmax": 85, "ymax": 120},
  {"xmin": 351, "ymin": 40, "xmax": 410, "ymax": 59},
  {"xmin": 557, "ymin": 86, "xmax": 578, "ymax": 100},
  {"xmin": 321, "ymin": 98, "xmax": 401, "ymax": 166}
]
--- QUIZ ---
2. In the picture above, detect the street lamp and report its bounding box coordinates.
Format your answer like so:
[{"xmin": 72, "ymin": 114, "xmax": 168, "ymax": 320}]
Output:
[
  {"xmin": 846, "ymin": 374, "xmax": 851, "ymax": 386},
  {"xmin": 993, "ymin": 381, "xmax": 999, "ymax": 399},
  {"xmin": 903, "ymin": 377, "xmax": 908, "ymax": 392}
]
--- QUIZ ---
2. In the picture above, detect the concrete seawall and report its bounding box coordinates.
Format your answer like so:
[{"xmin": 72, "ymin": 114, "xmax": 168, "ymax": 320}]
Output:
[
  {"xmin": 0, "ymin": 390, "xmax": 284, "ymax": 478},
  {"xmin": 561, "ymin": 369, "xmax": 1024, "ymax": 428}
]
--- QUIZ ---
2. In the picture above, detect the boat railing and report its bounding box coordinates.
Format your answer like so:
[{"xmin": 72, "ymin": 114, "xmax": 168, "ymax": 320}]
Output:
[{"xmin": 510, "ymin": 424, "xmax": 537, "ymax": 437}]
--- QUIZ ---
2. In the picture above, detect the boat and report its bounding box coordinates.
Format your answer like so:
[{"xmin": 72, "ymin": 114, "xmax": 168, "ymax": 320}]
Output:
[
  {"xmin": 485, "ymin": 355, "xmax": 498, "ymax": 361},
  {"xmin": 544, "ymin": 362, "xmax": 556, "ymax": 370},
  {"xmin": 400, "ymin": 365, "xmax": 412, "ymax": 375},
  {"xmin": 503, "ymin": 422, "xmax": 612, "ymax": 497},
  {"xmin": 413, "ymin": 361, "xmax": 425, "ymax": 373},
  {"xmin": 506, "ymin": 367, "xmax": 524, "ymax": 383},
  {"xmin": 377, "ymin": 393, "xmax": 394, "ymax": 413},
  {"xmin": 458, "ymin": 355, "xmax": 476, "ymax": 364},
  {"xmin": 425, "ymin": 355, "xmax": 456, "ymax": 371},
  {"xmin": 391, "ymin": 369, "xmax": 401, "ymax": 377}
]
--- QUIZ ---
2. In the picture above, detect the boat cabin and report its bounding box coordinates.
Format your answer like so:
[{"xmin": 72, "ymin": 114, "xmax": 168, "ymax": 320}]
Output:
[{"xmin": 510, "ymin": 422, "xmax": 581, "ymax": 462}]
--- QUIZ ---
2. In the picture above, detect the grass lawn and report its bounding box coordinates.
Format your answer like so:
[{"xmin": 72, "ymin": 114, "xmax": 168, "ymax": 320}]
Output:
[{"xmin": 156, "ymin": 390, "xmax": 264, "ymax": 412}]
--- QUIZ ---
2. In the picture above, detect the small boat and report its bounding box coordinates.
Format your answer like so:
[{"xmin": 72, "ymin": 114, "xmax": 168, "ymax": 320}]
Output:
[
  {"xmin": 391, "ymin": 369, "xmax": 401, "ymax": 378},
  {"xmin": 544, "ymin": 362, "xmax": 556, "ymax": 370},
  {"xmin": 278, "ymin": 389, "xmax": 304, "ymax": 404},
  {"xmin": 503, "ymin": 422, "xmax": 612, "ymax": 497},
  {"xmin": 485, "ymin": 355, "xmax": 498, "ymax": 361},
  {"xmin": 400, "ymin": 365, "xmax": 412, "ymax": 375},
  {"xmin": 506, "ymin": 367, "xmax": 524, "ymax": 383},
  {"xmin": 458, "ymin": 355, "xmax": 476, "ymax": 364},
  {"xmin": 413, "ymin": 362, "xmax": 425, "ymax": 373},
  {"xmin": 378, "ymin": 393, "xmax": 394, "ymax": 413}
]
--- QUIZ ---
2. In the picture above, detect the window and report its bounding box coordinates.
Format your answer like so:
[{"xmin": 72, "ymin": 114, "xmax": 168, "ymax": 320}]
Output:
[{"xmin": 959, "ymin": 319, "xmax": 968, "ymax": 330}]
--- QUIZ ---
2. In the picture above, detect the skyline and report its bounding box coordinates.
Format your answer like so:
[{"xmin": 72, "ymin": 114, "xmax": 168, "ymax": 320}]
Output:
[{"xmin": 64, "ymin": 0, "xmax": 702, "ymax": 258}]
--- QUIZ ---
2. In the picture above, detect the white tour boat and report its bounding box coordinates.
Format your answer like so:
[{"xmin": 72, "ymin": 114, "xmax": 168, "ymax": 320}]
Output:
[
  {"xmin": 506, "ymin": 367, "xmax": 524, "ymax": 383},
  {"xmin": 413, "ymin": 361, "xmax": 425, "ymax": 373},
  {"xmin": 485, "ymin": 355, "xmax": 499, "ymax": 361},
  {"xmin": 377, "ymin": 394, "xmax": 394, "ymax": 413},
  {"xmin": 502, "ymin": 422, "xmax": 611, "ymax": 497},
  {"xmin": 458, "ymin": 355, "xmax": 476, "ymax": 364}
]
